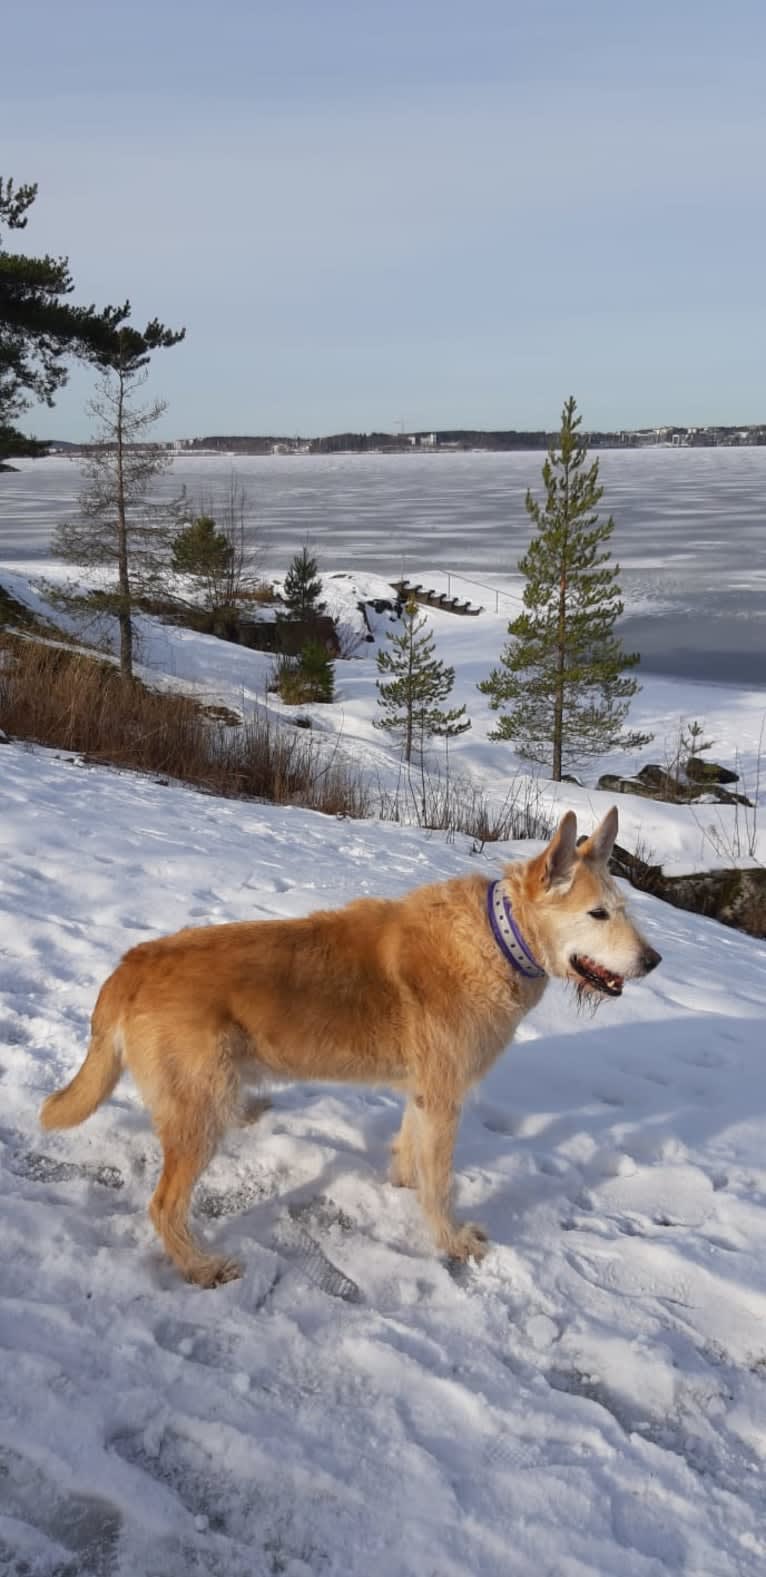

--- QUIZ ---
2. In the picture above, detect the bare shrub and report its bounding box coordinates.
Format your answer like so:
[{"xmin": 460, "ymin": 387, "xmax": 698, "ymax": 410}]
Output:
[
  {"xmin": 172, "ymin": 473, "xmax": 262, "ymax": 615},
  {"xmin": 377, "ymin": 768, "xmax": 551, "ymax": 847},
  {"xmin": 237, "ymin": 580, "xmax": 276, "ymax": 606},
  {"xmin": 689, "ymin": 722, "xmax": 764, "ymax": 865}
]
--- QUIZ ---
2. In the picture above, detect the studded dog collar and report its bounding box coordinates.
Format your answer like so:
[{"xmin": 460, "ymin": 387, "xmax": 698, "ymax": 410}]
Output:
[{"xmin": 487, "ymin": 881, "xmax": 546, "ymax": 980}]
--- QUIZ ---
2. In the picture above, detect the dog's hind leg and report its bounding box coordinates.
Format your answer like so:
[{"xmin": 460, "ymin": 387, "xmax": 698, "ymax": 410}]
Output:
[
  {"xmin": 149, "ymin": 1124, "xmax": 241, "ymax": 1288},
  {"xmin": 146, "ymin": 1054, "xmax": 242, "ymax": 1288},
  {"xmin": 414, "ymin": 1097, "xmax": 489, "ymax": 1263},
  {"xmin": 390, "ymin": 1099, "xmax": 418, "ymax": 1187}
]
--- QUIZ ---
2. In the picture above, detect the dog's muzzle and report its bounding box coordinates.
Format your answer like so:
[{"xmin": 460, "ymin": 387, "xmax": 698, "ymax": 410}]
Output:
[{"xmin": 570, "ymin": 955, "xmax": 625, "ymax": 997}]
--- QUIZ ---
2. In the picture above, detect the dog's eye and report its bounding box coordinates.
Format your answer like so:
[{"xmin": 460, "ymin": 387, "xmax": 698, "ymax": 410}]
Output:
[{"xmin": 588, "ymin": 907, "xmax": 609, "ymax": 921}]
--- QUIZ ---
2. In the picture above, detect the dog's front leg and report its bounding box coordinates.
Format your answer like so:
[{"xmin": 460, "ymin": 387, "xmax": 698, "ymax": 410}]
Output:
[
  {"xmin": 390, "ymin": 1098, "xmax": 419, "ymax": 1187},
  {"xmin": 414, "ymin": 1097, "xmax": 489, "ymax": 1263}
]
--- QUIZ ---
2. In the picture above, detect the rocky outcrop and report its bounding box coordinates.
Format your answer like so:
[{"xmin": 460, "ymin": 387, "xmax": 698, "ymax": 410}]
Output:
[
  {"xmin": 597, "ymin": 773, "xmax": 659, "ymax": 800},
  {"xmin": 610, "ymin": 844, "xmax": 766, "ymax": 940},
  {"xmin": 598, "ymin": 765, "xmax": 753, "ymax": 808}
]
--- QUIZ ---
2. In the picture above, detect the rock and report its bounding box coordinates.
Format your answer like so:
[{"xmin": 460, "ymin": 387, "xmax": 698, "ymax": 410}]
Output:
[
  {"xmin": 602, "ymin": 759, "xmax": 750, "ymax": 807},
  {"xmin": 609, "ymin": 845, "xmax": 766, "ymax": 940},
  {"xmin": 690, "ymin": 786, "xmax": 754, "ymax": 808},
  {"xmin": 637, "ymin": 763, "xmax": 671, "ymax": 787},
  {"xmin": 686, "ymin": 756, "xmax": 739, "ymax": 785},
  {"xmin": 597, "ymin": 773, "xmax": 660, "ymax": 799},
  {"xmin": 660, "ymin": 867, "xmax": 766, "ymax": 939},
  {"xmin": 637, "ymin": 763, "xmax": 681, "ymax": 797}
]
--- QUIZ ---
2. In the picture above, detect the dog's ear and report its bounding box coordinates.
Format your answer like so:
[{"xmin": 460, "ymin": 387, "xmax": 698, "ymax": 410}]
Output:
[
  {"xmin": 578, "ymin": 806, "xmax": 618, "ymax": 867},
  {"xmin": 540, "ymin": 810, "xmax": 578, "ymax": 889}
]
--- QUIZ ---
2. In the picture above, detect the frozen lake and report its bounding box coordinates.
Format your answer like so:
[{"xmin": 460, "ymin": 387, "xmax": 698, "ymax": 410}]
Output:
[{"xmin": 1, "ymin": 448, "xmax": 765, "ymax": 684}]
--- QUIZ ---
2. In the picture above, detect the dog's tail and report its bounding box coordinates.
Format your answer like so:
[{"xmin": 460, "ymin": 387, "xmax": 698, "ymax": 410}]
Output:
[{"xmin": 40, "ymin": 1018, "xmax": 123, "ymax": 1131}]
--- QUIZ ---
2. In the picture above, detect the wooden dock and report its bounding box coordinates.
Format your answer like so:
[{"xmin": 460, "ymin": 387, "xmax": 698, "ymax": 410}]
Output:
[{"xmin": 390, "ymin": 579, "xmax": 483, "ymax": 617}]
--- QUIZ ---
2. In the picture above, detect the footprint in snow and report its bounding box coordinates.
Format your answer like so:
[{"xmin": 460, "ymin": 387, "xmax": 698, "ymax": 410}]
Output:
[
  {"xmin": 0, "ymin": 1443, "xmax": 122, "ymax": 1577},
  {"xmin": 153, "ymin": 1317, "xmax": 239, "ymax": 1370},
  {"xmin": 273, "ymin": 1207, "xmax": 362, "ymax": 1303},
  {"xmin": 110, "ymin": 1427, "xmax": 230, "ymax": 1534},
  {"xmin": 9, "ymin": 1148, "xmax": 124, "ymax": 1190},
  {"xmin": 677, "ymin": 1047, "xmax": 727, "ymax": 1070},
  {"xmin": 478, "ymin": 1106, "xmax": 519, "ymax": 1136},
  {"xmin": 196, "ymin": 1172, "xmax": 273, "ymax": 1219},
  {"xmin": 110, "ymin": 1425, "xmax": 329, "ymax": 1572},
  {"xmin": 0, "ymin": 1017, "xmax": 29, "ymax": 1046}
]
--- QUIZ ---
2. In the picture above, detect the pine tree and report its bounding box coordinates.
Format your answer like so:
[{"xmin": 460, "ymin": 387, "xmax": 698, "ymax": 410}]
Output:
[
  {"xmin": 171, "ymin": 477, "xmax": 260, "ymax": 620},
  {"xmin": 282, "ymin": 546, "xmax": 324, "ymax": 620},
  {"xmin": 374, "ymin": 598, "xmax": 470, "ymax": 763},
  {"xmin": 173, "ymin": 515, "xmax": 232, "ymax": 582},
  {"xmin": 52, "ymin": 323, "xmax": 183, "ymax": 679},
  {"xmin": 274, "ymin": 640, "xmax": 335, "ymax": 704},
  {"xmin": 0, "ymin": 176, "xmax": 184, "ymax": 465},
  {"xmin": 297, "ymin": 639, "xmax": 335, "ymax": 702},
  {"xmin": 479, "ymin": 397, "xmax": 652, "ymax": 780}
]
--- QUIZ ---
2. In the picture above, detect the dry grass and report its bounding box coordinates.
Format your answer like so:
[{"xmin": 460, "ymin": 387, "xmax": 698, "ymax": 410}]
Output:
[
  {"xmin": 0, "ymin": 635, "xmax": 369, "ymax": 817},
  {"xmin": 377, "ymin": 769, "xmax": 552, "ymax": 847},
  {"xmin": 236, "ymin": 580, "xmax": 277, "ymax": 605},
  {"xmin": 0, "ymin": 634, "xmax": 550, "ymax": 846}
]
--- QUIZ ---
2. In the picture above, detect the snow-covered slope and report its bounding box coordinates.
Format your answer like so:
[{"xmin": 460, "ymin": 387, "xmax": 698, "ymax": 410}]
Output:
[
  {"xmin": 3, "ymin": 561, "xmax": 765, "ymax": 877},
  {"xmin": 2, "ymin": 740, "xmax": 766, "ymax": 1575}
]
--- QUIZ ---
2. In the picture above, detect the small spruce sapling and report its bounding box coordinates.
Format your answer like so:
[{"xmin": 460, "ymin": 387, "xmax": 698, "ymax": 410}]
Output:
[{"xmin": 375, "ymin": 598, "xmax": 470, "ymax": 763}]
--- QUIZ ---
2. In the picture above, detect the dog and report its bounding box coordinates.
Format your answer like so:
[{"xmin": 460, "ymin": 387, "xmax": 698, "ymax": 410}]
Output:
[{"xmin": 41, "ymin": 806, "xmax": 660, "ymax": 1287}]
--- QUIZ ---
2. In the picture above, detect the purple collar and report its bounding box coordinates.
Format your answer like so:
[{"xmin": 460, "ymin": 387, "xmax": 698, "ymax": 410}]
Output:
[{"xmin": 487, "ymin": 881, "xmax": 546, "ymax": 980}]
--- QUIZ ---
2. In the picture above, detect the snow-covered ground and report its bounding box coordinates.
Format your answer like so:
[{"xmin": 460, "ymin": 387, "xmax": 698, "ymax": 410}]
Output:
[
  {"xmin": 2, "ymin": 739, "xmax": 766, "ymax": 1576},
  {"xmin": 1, "ymin": 540, "xmax": 766, "ymax": 1574},
  {"xmin": 3, "ymin": 561, "xmax": 765, "ymax": 874}
]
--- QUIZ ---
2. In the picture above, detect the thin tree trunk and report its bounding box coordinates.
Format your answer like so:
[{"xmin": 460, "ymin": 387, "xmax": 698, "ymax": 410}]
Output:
[
  {"xmin": 553, "ymin": 577, "xmax": 565, "ymax": 781},
  {"xmin": 405, "ymin": 622, "xmax": 414, "ymax": 764},
  {"xmin": 552, "ymin": 457, "xmax": 570, "ymax": 782},
  {"xmin": 419, "ymin": 716, "xmax": 427, "ymax": 823},
  {"xmin": 115, "ymin": 369, "xmax": 133, "ymax": 679}
]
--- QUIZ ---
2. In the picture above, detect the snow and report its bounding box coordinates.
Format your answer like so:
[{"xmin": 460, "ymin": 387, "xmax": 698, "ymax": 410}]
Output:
[
  {"xmin": 2, "ymin": 465, "xmax": 766, "ymax": 1573},
  {"xmin": 4, "ymin": 560, "xmax": 763, "ymax": 874},
  {"xmin": 2, "ymin": 737, "xmax": 766, "ymax": 1575}
]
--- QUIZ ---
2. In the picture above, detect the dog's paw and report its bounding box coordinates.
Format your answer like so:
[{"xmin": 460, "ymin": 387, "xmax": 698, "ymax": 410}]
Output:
[
  {"xmin": 190, "ymin": 1254, "xmax": 243, "ymax": 1289},
  {"xmin": 442, "ymin": 1222, "xmax": 490, "ymax": 1263}
]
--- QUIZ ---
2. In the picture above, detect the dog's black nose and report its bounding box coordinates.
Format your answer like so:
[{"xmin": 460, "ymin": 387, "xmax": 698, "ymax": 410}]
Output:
[{"xmin": 641, "ymin": 946, "xmax": 662, "ymax": 974}]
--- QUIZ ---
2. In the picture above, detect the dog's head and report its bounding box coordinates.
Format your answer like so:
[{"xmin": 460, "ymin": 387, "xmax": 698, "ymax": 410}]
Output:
[{"xmin": 514, "ymin": 807, "xmax": 661, "ymax": 998}]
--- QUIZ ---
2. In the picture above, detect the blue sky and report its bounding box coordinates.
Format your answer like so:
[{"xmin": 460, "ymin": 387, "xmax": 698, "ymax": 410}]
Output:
[{"xmin": 3, "ymin": 0, "xmax": 765, "ymax": 438}]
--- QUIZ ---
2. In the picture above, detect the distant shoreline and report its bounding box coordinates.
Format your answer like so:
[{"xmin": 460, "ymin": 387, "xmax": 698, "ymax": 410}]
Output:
[{"xmin": 44, "ymin": 426, "xmax": 766, "ymax": 458}]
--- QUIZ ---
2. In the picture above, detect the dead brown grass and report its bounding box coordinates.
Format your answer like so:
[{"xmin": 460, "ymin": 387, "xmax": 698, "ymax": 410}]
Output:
[
  {"xmin": 0, "ymin": 634, "xmax": 550, "ymax": 845},
  {"xmin": 0, "ymin": 635, "xmax": 369, "ymax": 817}
]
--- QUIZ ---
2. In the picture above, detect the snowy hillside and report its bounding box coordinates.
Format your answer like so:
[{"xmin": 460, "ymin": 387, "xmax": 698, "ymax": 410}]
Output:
[
  {"xmin": 2, "ymin": 739, "xmax": 766, "ymax": 1576},
  {"xmin": 2, "ymin": 561, "xmax": 765, "ymax": 876}
]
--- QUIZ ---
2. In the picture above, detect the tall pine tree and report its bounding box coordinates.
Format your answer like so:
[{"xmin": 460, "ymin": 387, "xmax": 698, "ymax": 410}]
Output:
[
  {"xmin": 0, "ymin": 176, "xmax": 184, "ymax": 466},
  {"xmin": 375, "ymin": 599, "xmax": 470, "ymax": 763},
  {"xmin": 479, "ymin": 397, "xmax": 651, "ymax": 779},
  {"xmin": 52, "ymin": 321, "xmax": 183, "ymax": 679}
]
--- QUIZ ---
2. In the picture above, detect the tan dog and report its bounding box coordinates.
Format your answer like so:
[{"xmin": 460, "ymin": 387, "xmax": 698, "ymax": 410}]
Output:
[{"xmin": 41, "ymin": 807, "xmax": 660, "ymax": 1287}]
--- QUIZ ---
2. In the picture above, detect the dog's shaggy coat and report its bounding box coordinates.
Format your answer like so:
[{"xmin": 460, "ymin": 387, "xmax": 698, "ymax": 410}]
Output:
[{"xmin": 41, "ymin": 808, "xmax": 660, "ymax": 1286}]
